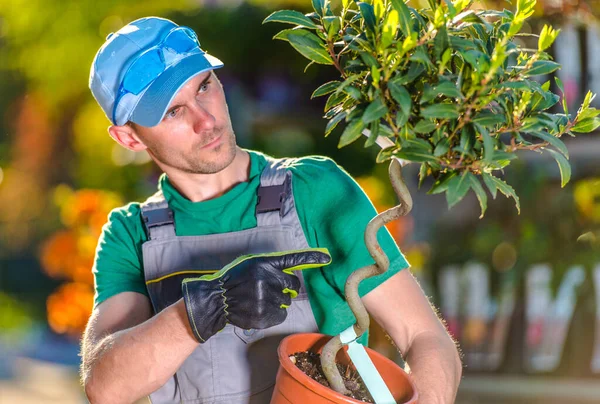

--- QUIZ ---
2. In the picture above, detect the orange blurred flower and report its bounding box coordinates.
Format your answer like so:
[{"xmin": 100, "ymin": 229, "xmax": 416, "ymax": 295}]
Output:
[
  {"xmin": 46, "ymin": 282, "xmax": 94, "ymax": 337},
  {"xmin": 40, "ymin": 187, "xmax": 123, "ymax": 337},
  {"xmin": 40, "ymin": 230, "xmax": 79, "ymax": 279}
]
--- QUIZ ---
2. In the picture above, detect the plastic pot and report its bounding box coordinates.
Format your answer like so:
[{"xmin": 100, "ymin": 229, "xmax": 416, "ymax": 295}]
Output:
[{"xmin": 270, "ymin": 333, "xmax": 418, "ymax": 404}]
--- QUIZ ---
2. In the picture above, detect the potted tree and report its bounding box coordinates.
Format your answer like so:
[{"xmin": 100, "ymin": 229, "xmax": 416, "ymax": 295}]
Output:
[{"xmin": 264, "ymin": 0, "xmax": 599, "ymax": 402}]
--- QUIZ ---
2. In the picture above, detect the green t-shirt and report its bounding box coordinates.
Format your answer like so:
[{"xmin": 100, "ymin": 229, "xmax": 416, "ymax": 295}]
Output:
[{"xmin": 93, "ymin": 149, "xmax": 410, "ymax": 342}]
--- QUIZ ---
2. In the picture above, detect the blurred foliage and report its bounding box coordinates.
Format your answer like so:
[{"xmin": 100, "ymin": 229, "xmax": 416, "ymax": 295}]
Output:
[
  {"xmin": 427, "ymin": 158, "xmax": 600, "ymax": 297},
  {"xmin": 0, "ymin": 292, "xmax": 34, "ymax": 344}
]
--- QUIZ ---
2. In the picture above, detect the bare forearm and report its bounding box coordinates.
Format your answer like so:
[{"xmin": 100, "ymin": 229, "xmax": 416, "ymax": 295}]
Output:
[
  {"xmin": 83, "ymin": 299, "xmax": 198, "ymax": 404},
  {"xmin": 403, "ymin": 331, "xmax": 462, "ymax": 404}
]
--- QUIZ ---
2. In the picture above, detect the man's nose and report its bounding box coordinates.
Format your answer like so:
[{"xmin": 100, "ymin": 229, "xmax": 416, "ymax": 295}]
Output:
[{"xmin": 190, "ymin": 103, "xmax": 216, "ymax": 133}]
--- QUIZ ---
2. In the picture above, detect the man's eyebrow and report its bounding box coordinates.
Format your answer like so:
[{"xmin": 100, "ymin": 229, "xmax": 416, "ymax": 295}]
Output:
[{"xmin": 165, "ymin": 73, "xmax": 213, "ymax": 115}]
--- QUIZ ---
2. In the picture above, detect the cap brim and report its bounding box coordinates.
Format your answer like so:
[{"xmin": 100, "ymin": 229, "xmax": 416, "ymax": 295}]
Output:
[{"xmin": 130, "ymin": 53, "xmax": 224, "ymax": 127}]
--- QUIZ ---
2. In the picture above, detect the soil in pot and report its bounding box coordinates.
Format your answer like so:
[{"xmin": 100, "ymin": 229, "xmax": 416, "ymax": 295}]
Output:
[{"xmin": 290, "ymin": 350, "xmax": 375, "ymax": 403}]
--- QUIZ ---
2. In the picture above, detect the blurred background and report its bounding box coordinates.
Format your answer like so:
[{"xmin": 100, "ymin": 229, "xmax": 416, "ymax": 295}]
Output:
[{"xmin": 1, "ymin": 0, "xmax": 600, "ymax": 403}]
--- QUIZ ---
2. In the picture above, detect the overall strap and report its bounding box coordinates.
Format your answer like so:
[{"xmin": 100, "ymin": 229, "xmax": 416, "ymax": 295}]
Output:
[
  {"xmin": 256, "ymin": 157, "xmax": 296, "ymax": 227},
  {"xmin": 140, "ymin": 190, "xmax": 176, "ymax": 240}
]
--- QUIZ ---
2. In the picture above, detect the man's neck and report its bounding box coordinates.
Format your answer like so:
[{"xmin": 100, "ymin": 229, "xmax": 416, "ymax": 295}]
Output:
[{"xmin": 164, "ymin": 147, "xmax": 251, "ymax": 202}]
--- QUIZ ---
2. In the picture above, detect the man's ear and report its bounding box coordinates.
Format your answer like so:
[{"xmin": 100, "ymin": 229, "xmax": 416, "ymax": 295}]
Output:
[{"xmin": 108, "ymin": 124, "xmax": 147, "ymax": 151}]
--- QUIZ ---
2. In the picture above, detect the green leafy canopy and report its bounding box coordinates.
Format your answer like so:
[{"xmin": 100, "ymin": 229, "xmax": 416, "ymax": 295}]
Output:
[{"xmin": 263, "ymin": 0, "xmax": 597, "ymax": 217}]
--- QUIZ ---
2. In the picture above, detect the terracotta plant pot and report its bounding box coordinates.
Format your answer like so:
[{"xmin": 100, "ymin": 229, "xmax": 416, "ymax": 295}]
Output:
[{"xmin": 270, "ymin": 333, "xmax": 418, "ymax": 404}]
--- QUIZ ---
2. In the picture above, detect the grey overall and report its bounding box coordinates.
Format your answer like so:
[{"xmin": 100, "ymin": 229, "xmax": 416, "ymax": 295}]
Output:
[{"xmin": 140, "ymin": 157, "xmax": 319, "ymax": 403}]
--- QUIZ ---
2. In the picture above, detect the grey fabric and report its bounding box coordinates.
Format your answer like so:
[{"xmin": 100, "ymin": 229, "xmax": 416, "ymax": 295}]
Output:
[
  {"xmin": 141, "ymin": 157, "xmax": 319, "ymax": 403},
  {"xmin": 141, "ymin": 191, "xmax": 176, "ymax": 240}
]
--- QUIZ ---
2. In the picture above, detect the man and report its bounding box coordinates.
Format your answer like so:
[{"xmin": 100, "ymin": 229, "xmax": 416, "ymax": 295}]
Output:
[{"xmin": 81, "ymin": 16, "xmax": 462, "ymax": 404}]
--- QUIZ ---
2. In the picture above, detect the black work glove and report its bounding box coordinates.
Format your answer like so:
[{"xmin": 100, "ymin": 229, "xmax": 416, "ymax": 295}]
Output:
[{"xmin": 181, "ymin": 248, "xmax": 331, "ymax": 343}]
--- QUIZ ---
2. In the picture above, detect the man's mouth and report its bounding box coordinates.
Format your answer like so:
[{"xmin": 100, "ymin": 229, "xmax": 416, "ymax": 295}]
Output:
[{"xmin": 201, "ymin": 132, "xmax": 223, "ymax": 149}]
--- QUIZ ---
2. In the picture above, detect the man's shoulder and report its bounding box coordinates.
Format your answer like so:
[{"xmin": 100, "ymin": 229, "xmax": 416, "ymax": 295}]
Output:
[
  {"xmin": 278, "ymin": 154, "xmax": 342, "ymax": 176},
  {"xmin": 105, "ymin": 201, "xmax": 144, "ymax": 229}
]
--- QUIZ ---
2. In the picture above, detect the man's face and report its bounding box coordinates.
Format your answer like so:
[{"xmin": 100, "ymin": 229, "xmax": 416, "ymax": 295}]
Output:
[{"xmin": 133, "ymin": 70, "xmax": 237, "ymax": 175}]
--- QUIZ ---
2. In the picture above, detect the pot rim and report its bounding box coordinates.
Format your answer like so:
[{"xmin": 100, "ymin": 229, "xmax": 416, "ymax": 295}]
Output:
[{"xmin": 277, "ymin": 332, "xmax": 418, "ymax": 403}]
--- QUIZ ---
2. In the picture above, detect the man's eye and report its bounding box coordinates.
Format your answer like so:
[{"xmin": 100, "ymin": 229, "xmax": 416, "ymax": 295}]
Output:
[
  {"xmin": 167, "ymin": 108, "xmax": 178, "ymax": 119},
  {"xmin": 199, "ymin": 81, "xmax": 210, "ymax": 93}
]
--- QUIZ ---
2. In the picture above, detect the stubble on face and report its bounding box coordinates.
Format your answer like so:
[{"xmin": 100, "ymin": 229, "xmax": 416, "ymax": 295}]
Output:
[{"xmin": 144, "ymin": 124, "xmax": 237, "ymax": 175}]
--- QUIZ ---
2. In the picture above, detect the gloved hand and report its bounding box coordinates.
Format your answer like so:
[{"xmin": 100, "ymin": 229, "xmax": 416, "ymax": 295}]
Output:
[{"xmin": 181, "ymin": 248, "xmax": 331, "ymax": 343}]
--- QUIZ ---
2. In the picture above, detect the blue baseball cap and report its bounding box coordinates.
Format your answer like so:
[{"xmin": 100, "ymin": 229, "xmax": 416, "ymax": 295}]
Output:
[{"xmin": 89, "ymin": 17, "xmax": 224, "ymax": 127}]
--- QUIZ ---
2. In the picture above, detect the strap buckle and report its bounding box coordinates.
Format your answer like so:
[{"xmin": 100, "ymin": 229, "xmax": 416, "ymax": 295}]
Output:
[
  {"xmin": 256, "ymin": 184, "xmax": 286, "ymax": 214},
  {"xmin": 143, "ymin": 208, "xmax": 175, "ymax": 229}
]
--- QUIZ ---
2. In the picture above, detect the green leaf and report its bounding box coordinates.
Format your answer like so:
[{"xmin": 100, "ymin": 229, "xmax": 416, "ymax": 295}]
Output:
[
  {"xmin": 395, "ymin": 148, "xmax": 439, "ymax": 163},
  {"xmin": 449, "ymin": 36, "xmax": 477, "ymax": 50},
  {"xmin": 434, "ymin": 137, "xmax": 450, "ymax": 156},
  {"xmin": 421, "ymin": 104, "xmax": 460, "ymax": 119},
  {"xmin": 334, "ymin": 74, "xmax": 361, "ymax": 95},
  {"xmin": 429, "ymin": 172, "xmax": 458, "ymax": 194},
  {"xmin": 576, "ymin": 107, "xmax": 600, "ymax": 121},
  {"xmin": 312, "ymin": 0, "xmax": 324, "ymax": 16},
  {"xmin": 346, "ymin": 104, "xmax": 367, "ymax": 121},
  {"xmin": 325, "ymin": 110, "xmax": 347, "ymax": 136},
  {"xmin": 500, "ymin": 81, "xmax": 532, "ymax": 91},
  {"xmin": 338, "ymin": 119, "xmax": 366, "ymax": 148},
  {"xmin": 483, "ymin": 173, "xmax": 521, "ymax": 214},
  {"xmin": 434, "ymin": 81, "xmax": 463, "ymax": 99},
  {"xmin": 467, "ymin": 172, "xmax": 488, "ymax": 218},
  {"xmin": 446, "ymin": 172, "xmax": 471, "ymax": 208},
  {"xmin": 402, "ymin": 137, "xmax": 432, "ymax": 152},
  {"xmin": 396, "ymin": 109, "xmax": 409, "ymax": 128},
  {"xmin": 434, "ymin": 25, "xmax": 450, "ymax": 61},
  {"xmin": 344, "ymin": 85, "xmax": 362, "ymax": 100},
  {"xmin": 325, "ymin": 91, "xmax": 347, "ymax": 112},
  {"xmin": 555, "ymin": 75, "xmax": 565, "ymax": 94},
  {"xmin": 530, "ymin": 131, "xmax": 569, "ymax": 158},
  {"xmin": 371, "ymin": 65, "xmax": 381, "ymax": 86},
  {"xmin": 381, "ymin": 10, "xmax": 400, "ymax": 49},
  {"xmin": 263, "ymin": 10, "xmax": 319, "ymax": 29},
  {"xmin": 365, "ymin": 121, "xmax": 380, "ymax": 147},
  {"xmin": 572, "ymin": 117, "xmax": 600, "ymax": 133},
  {"xmin": 358, "ymin": 2, "xmax": 377, "ymax": 34},
  {"xmin": 546, "ymin": 149, "xmax": 571, "ymax": 187},
  {"xmin": 482, "ymin": 172, "xmax": 497, "ymax": 198},
  {"xmin": 311, "ymin": 81, "xmax": 341, "ymax": 99},
  {"xmin": 391, "ymin": 0, "xmax": 413, "ymax": 36},
  {"xmin": 376, "ymin": 146, "xmax": 397, "ymax": 163},
  {"xmin": 410, "ymin": 46, "xmax": 434, "ymax": 67},
  {"xmin": 421, "ymin": 81, "xmax": 463, "ymax": 103},
  {"xmin": 323, "ymin": 16, "xmax": 342, "ymax": 38},
  {"xmin": 472, "ymin": 111, "xmax": 506, "ymax": 127},
  {"xmin": 582, "ymin": 90, "xmax": 595, "ymax": 109},
  {"xmin": 360, "ymin": 52, "xmax": 379, "ymax": 68},
  {"xmin": 538, "ymin": 24, "xmax": 560, "ymax": 51},
  {"xmin": 453, "ymin": 10, "xmax": 486, "ymax": 24},
  {"xmin": 414, "ymin": 119, "xmax": 437, "ymax": 133},
  {"xmin": 392, "ymin": 63, "xmax": 426, "ymax": 85},
  {"xmin": 459, "ymin": 125, "xmax": 475, "ymax": 155},
  {"xmin": 523, "ymin": 60, "xmax": 561, "ymax": 77},
  {"xmin": 478, "ymin": 126, "xmax": 495, "ymax": 162},
  {"xmin": 287, "ymin": 30, "xmax": 334, "ymax": 65},
  {"xmin": 373, "ymin": 0, "xmax": 385, "ymax": 18},
  {"xmin": 418, "ymin": 163, "xmax": 429, "ymax": 189},
  {"xmin": 388, "ymin": 82, "xmax": 412, "ymax": 115},
  {"xmin": 363, "ymin": 95, "xmax": 389, "ymax": 123},
  {"xmin": 492, "ymin": 150, "xmax": 517, "ymax": 162}
]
